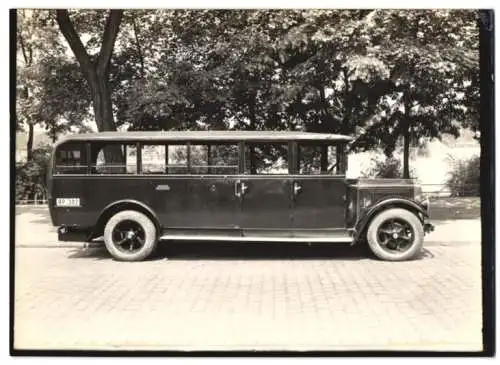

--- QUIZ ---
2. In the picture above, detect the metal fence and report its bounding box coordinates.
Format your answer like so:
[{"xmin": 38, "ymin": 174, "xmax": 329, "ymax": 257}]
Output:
[
  {"xmin": 420, "ymin": 183, "xmax": 480, "ymax": 198},
  {"xmin": 16, "ymin": 193, "xmax": 48, "ymax": 206}
]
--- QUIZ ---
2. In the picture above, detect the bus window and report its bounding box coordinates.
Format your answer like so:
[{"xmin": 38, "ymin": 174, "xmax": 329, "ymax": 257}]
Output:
[
  {"xmin": 91, "ymin": 144, "xmax": 137, "ymax": 174},
  {"xmin": 141, "ymin": 144, "xmax": 165, "ymax": 174},
  {"xmin": 298, "ymin": 144, "xmax": 337, "ymax": 175},
  {"xmin": 54, "ymin": 143, "xmax": 87, "ymax": 174},
  {"xmin": 189, "ymin": 144, "xmax": 239, "ymax": 175},
  {"xmin": 244, "ymin": 143, "xmax": 289, "ymax": 175},
  {"xmin": 166, "ymin": 145, "xmax": 188, "ymax": 174}
]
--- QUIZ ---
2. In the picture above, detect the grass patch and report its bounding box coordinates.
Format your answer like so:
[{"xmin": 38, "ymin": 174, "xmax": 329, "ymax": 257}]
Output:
[{"xmin": 429, "ymin": 197, "xmax": 480, "ymax": 220}]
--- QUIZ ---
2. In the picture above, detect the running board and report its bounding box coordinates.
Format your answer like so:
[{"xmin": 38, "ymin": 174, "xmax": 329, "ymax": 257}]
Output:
[{"xmin": 159, "ymin": 235, "xmax": 353, "ymax": 243}]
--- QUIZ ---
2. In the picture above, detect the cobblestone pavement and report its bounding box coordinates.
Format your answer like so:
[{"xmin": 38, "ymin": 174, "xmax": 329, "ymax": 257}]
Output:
[
  {"xmin": 14, "ymin": 244, "xmax": 482, "ymax": 351},
  {"xmin": 14, "ymin": 206, "xmax": 483, "ymax": 351}
]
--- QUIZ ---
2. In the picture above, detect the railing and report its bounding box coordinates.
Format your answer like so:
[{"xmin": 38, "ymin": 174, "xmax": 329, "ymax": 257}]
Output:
[
  {"xmin": 419, "ymin": 183, "xmax": 480, "ymax": 198},
  {"xmin": 15, "ymin": 193, "xmax": 48, "ymax": 206},
  {"xmin": 16, "ymin": 200, "xmax": 48, "ymax": 206}
]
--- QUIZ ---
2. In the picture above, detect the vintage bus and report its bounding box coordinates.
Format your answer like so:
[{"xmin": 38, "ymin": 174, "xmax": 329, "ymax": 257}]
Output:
[{"xmin": 48, "ymin": 131, "xmax": 433, "ymax": 261}]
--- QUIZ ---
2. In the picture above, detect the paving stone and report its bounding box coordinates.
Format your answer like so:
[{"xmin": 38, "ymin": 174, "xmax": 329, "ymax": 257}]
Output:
[{"xmin": 14, "ymin": 243, "xmax": 482, "ymax": 351}]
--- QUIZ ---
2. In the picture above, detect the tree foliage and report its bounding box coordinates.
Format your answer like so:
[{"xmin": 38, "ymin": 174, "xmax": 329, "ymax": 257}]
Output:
[
  {"xmin": 361, "ymin": 156, "xmax": 416, "ymax": 179},
  {"xmin": 17, "ymin": 9, "xmax": 480, "ymax": 177},
  {"xmin": 445, "ymin": 155, "xmax": 480, "ymax": 196},
  {"xmin": 16, "ymin": 9, "xmax": 66, "ymax": 158},
  {"xmin": 15, "ymin": 144, "xmax": 53, "ymax": 201}
]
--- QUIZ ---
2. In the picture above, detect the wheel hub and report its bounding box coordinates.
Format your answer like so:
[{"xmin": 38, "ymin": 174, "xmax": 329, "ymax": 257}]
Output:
[
  {"xmin": 376, "ymin": 218, "xmax": 416, "ymax": 254},
  {"xmin": 126, "ymin": 230, "xmax": 135, "ymax": 239}
]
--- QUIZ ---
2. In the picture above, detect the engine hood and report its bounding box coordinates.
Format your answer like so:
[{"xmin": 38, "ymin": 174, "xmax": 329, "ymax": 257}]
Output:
[{"xmin": 344, "ymin": 178, "xmax": 427, "ymax": 228}]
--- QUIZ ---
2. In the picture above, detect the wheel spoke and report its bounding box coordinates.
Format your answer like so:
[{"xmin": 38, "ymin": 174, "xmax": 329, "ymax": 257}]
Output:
[
  {"xmin": 379, "ymin": 237, "xmax": 391, "ymax": 246},
  {"xmin": 117, "ymin": 237, "xmax": 128, "ymax": 245},
  {"xmin": 377, "ymin": 218, "xmax": 415, "ymax": 254},
  {"xmin": 379, "ymin": 228, "xmax": 393, "ymax": 235},
  {"xmin": 113, "ymin": 230, "xmax": 128, "ymax": 245},
  {"xmin": 396, "ymin": 241, "xmax": 408, "ymax": 251}
]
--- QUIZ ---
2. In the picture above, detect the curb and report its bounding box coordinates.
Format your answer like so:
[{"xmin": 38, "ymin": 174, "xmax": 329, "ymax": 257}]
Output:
[{"xmin": 15, "ymin": 242, "xmax": 104, "ymax": 249}]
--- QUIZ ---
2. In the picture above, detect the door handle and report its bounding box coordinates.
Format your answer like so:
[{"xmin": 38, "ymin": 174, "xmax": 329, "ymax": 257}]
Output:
[
  {"xmin": 234, "ymin": 180, "xmax": 248, "ymax": 198},
  {"xmin": 155, "ymin": 184, "xmax": 171, "ymax": 191},
  {"xmin": 293, "ymin": 182, "xmax": 302, "ymax": 196},
  {"xmin": 240, "ymin": 182, "xmax": 248, "ymax": 195},
  {"xmin": 234, "ymin": 180, "xmax": 241, "ymax": 198}
]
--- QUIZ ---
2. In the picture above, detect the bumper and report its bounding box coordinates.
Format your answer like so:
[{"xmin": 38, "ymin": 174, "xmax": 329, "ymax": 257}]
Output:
[
  {"xmin": 424, "ymin": 222, "xmax": 435, "ymax": 234},
  {"xmin": 57, "ymin": 226, "xmax": 91, "ymax": 242}
]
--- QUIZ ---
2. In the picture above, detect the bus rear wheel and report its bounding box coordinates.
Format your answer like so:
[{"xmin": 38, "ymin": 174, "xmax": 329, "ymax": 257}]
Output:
[{"xmin": 103, "ymin": 210, "xmax": 157, "ymax": 261}]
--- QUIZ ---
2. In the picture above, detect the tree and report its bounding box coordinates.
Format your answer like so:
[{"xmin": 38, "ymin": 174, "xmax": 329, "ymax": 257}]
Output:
[
  {"xmin": 348, "ymin": 10, "xmax": 479, "ymax": 177},
  {"xmin": 39, "ymin": 9, "xmax": 479, "ymax": 179},
  {"xmin": 55, "ymin": 9, "xmax": 123, "ymax": 133},
  {"xmin": 16, "ymin": 9, "xmax": 65, "ymax": 160}
]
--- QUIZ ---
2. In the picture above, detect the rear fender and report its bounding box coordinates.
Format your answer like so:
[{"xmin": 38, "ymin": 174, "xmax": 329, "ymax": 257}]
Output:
[{"xmin": 89, "ymin": 199, "xmax": 161, "ymax": 241}]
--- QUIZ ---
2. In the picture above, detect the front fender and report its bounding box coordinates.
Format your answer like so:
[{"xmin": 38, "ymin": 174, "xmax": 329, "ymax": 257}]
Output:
[{"xmin": 353, "ymin": 198, "xmax": 429, "ymax": 242}]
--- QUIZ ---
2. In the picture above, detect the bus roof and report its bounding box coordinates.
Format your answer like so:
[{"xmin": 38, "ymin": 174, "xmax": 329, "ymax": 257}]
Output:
[{"xmin": 57, "ymin": 130, "xmax": 353, "ymax": 144}]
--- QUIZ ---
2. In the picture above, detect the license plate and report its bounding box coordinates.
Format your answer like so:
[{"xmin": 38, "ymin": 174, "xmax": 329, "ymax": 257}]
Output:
[{"xmin": 56, "ymin": 198, "xmax": 81, "ymax": 207}]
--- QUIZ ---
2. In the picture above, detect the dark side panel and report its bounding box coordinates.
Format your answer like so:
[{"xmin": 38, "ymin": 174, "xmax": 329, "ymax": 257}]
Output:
[
  {"xmin": 50, "ymin": 176, "xmax": 162, "ymax": 228},
  {"xmin": 239, "ymin": 177, "xmax": 292, "ymax": 230},
  {"xmin": 146, "ymin": 177, "xmax": 189, "ymax": 227},
  {"xmin": 183, "ymin": 176, "xmax": 240, "ymax": 229},
  {"xmin": 51, "ymin": 175, "xmax": 244, "ymax": 231},
  {"xmin": 291, "ymin": 176, "xmax": 346, "ymax": 229}
]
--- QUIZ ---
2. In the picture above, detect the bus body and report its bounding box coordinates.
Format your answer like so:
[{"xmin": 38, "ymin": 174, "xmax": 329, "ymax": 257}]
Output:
[{"xmin": 48, "ymin": 131, "xmax": 433, "ymax": 261}]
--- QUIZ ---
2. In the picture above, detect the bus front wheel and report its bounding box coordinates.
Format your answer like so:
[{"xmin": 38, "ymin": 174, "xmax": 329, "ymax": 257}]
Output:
[{"xmin": 103, "ymin": 210, "xmax": 158, "ymax": 261}]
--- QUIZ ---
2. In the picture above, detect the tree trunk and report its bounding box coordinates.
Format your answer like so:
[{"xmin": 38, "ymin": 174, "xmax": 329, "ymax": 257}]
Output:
[
  {"xmin": 18, "ymin": 23, "xmax": 35, "ymax": 161},
  {"xmin": 402, "ymin": 96, "xmax": 413, "ymax": 179},
  {"xmin": 87, "ymin": 68, "xmax": 125, "ymax": 168},
  {"xmin": 248, "ymin": 95, "xmax": 257, "ymax": 174},
  {"xmin": 27, "ymin": 122, "xmax": 34, "ymax": 162},
  {"xmin": 56, "ymin": 9, "xmax": 124, "ymax": 166},
  {"xmin": 318, "ymin": 86, "xmax": 336, "ymax": 133},
  {"xmin": 56, "ymin": 9, "xmax": 123, "ymax": 133},
  {"xmin": 88, "ymin": 71, "xmax": 116, "ymax": 132},
  {"xmin": 403, "ymin": 124, "xmax": 410, "ymax": 179}
]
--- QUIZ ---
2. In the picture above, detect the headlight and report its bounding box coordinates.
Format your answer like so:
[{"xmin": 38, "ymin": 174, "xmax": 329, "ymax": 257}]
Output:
[
  {"xmin": 362, "ymin": 196, "xmax": 372, "ymax": 208},
  {"xmin": 413, "ymin": 184, "xmax": 430, "ymax": 214},
  {"xmin": 420, "ymin": 197, "xmax": 430, "ymax": 211},
  {"xmin": 413, "ymin": 185, "xmax": 424, "ymax": 202}
]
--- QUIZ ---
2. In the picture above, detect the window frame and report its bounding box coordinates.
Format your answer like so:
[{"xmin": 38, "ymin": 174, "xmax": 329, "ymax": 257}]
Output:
[
  {"xmin": 186, "ymin": 141, "xmax": 241, "ymax": 175},
  {"xmin": 88, "ymin": 141, "xmax": 139, "ymax": 175},
  {"xmin": 140, "ymin": 143, "xmax": 169, "ymax": 175},
  {"xmin": 52, "ymin": 138, "xmax": 348, "ymax": 177},
  {"xmin": 241, "ymin": 141, "xmax": 292, "ymax": 175},
  {"xmin": 53, "ymin": 141, "xmax": 90, "ymax": 175},
  {"xmin": 291, "ymin": 141, "xmax": 347, "ymax": 176},
  {"xmin": 164, "ymin": 142, "xmax": 190, "ymax": 175}
]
